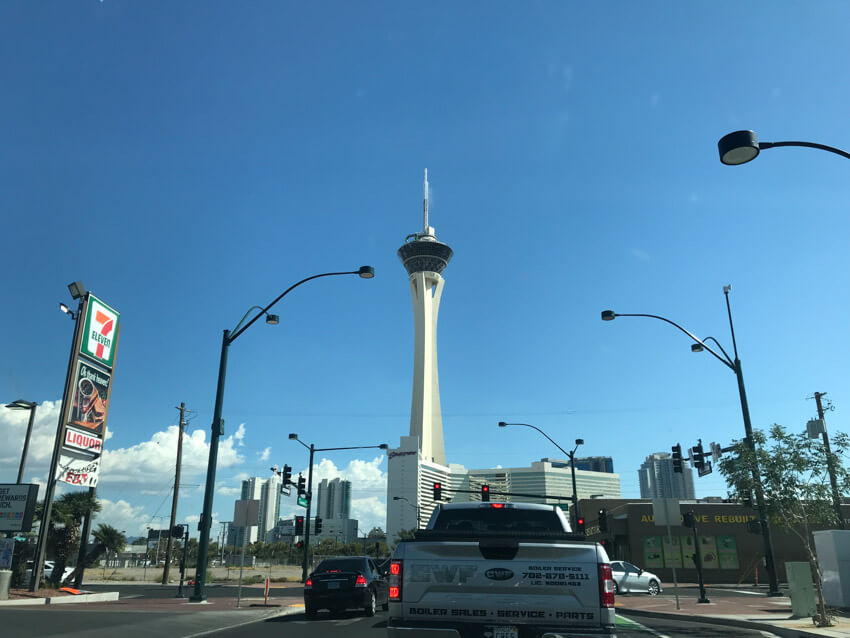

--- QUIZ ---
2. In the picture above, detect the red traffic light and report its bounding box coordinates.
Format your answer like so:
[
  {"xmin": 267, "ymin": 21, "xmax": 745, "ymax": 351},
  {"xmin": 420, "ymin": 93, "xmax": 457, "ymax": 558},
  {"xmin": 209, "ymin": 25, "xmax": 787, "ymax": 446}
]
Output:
[{"xmin": 482, "ymin": 485, "xmax": 489, "ymax": 492}]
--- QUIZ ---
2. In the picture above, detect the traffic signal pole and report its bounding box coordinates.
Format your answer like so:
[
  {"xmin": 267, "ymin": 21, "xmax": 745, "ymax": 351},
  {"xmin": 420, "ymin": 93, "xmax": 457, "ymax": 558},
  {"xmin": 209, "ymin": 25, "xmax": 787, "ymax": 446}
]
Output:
[{"xmin": 301, "ymin": 444, "xmax": 315, "ymax": 583}]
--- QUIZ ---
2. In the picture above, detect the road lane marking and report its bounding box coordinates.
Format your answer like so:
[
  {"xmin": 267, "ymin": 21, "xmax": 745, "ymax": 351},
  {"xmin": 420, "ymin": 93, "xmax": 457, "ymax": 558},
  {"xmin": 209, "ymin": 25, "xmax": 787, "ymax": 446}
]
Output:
[{"xmin": 616, "ymin": 615, "xmax": 672, "ymax": 637}]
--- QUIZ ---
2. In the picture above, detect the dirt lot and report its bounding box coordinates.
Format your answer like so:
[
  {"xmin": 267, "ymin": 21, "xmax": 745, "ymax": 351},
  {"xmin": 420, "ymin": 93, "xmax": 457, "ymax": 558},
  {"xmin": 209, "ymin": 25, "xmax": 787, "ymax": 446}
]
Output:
[{"xmin": 89, "ymin": 564, "xmax": 303, "ymax": 583}]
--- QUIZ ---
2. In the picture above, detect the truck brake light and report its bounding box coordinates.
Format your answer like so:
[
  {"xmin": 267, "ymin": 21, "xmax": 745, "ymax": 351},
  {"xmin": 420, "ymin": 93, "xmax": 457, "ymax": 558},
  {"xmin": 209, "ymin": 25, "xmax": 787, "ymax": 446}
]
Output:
[
  {"xmin": 598, "ymin": 563, "xmax": 615, "ymax": 608},
  {"xmin": 389, "ymin": 560, "xmax": 403, "ymax": 601}
]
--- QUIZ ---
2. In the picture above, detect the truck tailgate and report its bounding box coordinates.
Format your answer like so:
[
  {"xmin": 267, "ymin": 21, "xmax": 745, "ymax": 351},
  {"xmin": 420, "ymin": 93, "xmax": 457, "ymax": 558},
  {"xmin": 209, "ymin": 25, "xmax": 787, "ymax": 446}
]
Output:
[{"xmin": 401, "ymin": 540, "xmax": 604, "ymax": 627}]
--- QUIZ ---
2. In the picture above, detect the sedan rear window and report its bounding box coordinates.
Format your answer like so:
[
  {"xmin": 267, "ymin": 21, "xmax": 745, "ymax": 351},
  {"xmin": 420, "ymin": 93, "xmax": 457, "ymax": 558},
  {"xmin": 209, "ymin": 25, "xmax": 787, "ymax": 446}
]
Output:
[{"xmin": 314, "ymin": 558, "xmax": 368, "ymax": 573}]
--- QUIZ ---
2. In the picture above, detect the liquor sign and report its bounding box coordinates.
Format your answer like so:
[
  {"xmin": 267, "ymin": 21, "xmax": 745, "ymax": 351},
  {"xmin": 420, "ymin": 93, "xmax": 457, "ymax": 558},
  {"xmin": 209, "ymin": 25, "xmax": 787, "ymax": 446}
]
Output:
[
  {"xmin": 0, "ymin": 484, "xmax": 39, "ymax": 532},
  {"xmin": 80, "ymin": 294, "xmax": 120, "ymax": 369},
  {"xmin": 64, "ymin": 427, "xmax": 104, "ymax": 453},
  {"xmin": 55, "ymin": 452, "xmax": 100, "ymax": 488}
]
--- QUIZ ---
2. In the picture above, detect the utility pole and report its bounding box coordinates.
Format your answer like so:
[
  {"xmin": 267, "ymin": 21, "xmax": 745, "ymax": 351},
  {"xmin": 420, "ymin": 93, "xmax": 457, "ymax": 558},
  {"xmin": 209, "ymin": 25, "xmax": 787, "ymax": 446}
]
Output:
[
  {"xmin": 813, "ymin": 392, "xmax": 845, "ymax": 530},
  {"xmin": 163, "ymin": 403, "xmax": 187, "ymax": 584}
]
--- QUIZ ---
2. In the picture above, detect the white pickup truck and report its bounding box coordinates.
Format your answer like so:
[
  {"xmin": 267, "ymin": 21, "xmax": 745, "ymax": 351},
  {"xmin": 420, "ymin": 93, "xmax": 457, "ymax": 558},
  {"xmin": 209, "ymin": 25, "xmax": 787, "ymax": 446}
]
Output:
[{"xmin": 387, "ymin": 502, "xmax": 616, "ymax": 638}]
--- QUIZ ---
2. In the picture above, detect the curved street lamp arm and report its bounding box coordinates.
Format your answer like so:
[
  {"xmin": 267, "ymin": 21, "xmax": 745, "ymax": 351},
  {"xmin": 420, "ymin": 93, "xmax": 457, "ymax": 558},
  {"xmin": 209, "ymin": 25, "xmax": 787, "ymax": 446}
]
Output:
[
  {"xmin": 230, "ymin": 306, "xmax": 268, "ymax": 336},
  {"xmin": 230, "ymin": 270, "xmax": 360, "ymax": 342},
  {"xmin": 760, "ymin": 140, "xmax": 850, "ymax": 161},
  {"xmin": 700, "ymin": 336, "xmax": 734, "ymax": 367},
  {"xmin": 614, "ymin": 313, "xmax": 735, "ymax": 371},
  {"xmin": 502, "ymin": 422, "xmax": 572, "ymax": 459}
]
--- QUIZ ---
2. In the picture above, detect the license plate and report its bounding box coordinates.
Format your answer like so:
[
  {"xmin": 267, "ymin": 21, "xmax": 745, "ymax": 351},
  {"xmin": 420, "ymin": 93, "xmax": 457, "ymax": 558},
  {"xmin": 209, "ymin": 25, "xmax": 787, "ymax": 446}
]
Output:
[
  {"xmin": 327, "ymin": 581, "xmax": 340, "ymax": 589},
  {"xmin": 493, "ymin": 626, "xmax": 518, "ymax": 638}
]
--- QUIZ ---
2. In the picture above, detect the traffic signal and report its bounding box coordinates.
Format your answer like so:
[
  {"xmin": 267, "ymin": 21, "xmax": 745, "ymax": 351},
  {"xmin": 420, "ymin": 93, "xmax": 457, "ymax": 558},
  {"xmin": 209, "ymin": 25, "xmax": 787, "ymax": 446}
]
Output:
[
  {"xmin": 314, "ymin": 517, "xmax": 323, "ymax": 534},
  {"xmin": 294, "ymin": 515, "xmax": 304, "ymax": 535},
  {"xmin": 171, "ymin": 524, "xmax": 185, "ymax": 538},
  {"xmin": 281, "ymin": 464, "xmax": 292, "ymax": 486},
  {"xmin": 598, "ymin": 509, "xmax": 608, "ymax": 533},
  {"xmin": 297, "ymin": 474, "xmax": 306, "ymax": 496},
  {"xmin": 692, "ymin": 441, "xmax": 705, "ymax": 472},
  {"xmin": 671, "ymin": 444, "xmax": 683, "ymax": 473},
  {"xmin": 683, "ymin": 511, "xmax": 696, "ymax": 528},
  {"xmin": 297, "ymin": 540, "xmax": 304, "ymax": 549},
  {"xmin": 481, "ymin": 485, "xmax": 490, "ymax": 502},
  {"xmin": 576, "ymin": 516, "xmax": 585, "ymax": 534},
  {"xmin": 433, "ymin": 482, "xmax": 442, "ymax": 501},
  {"xmin": 746, "ymin": 519, "xmax": 762, "ymax": 534}
]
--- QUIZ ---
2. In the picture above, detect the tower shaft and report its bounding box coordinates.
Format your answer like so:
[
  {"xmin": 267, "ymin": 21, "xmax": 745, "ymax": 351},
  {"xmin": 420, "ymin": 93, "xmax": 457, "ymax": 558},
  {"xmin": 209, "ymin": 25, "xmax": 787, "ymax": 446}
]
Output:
[{"xmin": 408, "ymin": 270, "xmax": 446, "ymax": 466}]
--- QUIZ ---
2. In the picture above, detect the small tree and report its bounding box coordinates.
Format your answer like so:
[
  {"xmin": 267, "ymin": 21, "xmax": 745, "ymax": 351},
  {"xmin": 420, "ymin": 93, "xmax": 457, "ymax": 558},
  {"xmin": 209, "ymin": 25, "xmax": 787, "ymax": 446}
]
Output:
[{"xmin": 719, "ymin": 425, "xmax": 850, "ymax": 627}]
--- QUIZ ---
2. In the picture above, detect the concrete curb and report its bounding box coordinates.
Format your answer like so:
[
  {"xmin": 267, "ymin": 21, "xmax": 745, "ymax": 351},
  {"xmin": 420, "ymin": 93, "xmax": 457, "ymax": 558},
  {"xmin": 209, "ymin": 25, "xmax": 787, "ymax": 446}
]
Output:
[
  {"xmin": 0, "ymin": 591, "xmax": 120, "ymax": 606},
  {"xmin": 182, "ymin": 605, "xmax": 302, "ymax": 638},
  {"xmin": 619, "ymin": 607, "xmax": 832, "ymax": 638}
]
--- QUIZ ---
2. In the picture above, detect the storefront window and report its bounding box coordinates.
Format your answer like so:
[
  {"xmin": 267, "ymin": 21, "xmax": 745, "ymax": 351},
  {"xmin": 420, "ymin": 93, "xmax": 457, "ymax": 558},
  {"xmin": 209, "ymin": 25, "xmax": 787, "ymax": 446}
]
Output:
[{"xmin": 642, "ymin": 534, "xmax": 739, "ymax": 570}]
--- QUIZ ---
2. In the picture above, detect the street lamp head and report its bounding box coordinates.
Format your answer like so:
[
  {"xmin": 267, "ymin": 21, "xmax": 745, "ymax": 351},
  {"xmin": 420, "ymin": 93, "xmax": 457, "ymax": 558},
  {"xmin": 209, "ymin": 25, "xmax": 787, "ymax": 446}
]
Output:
[
  {"xmin": 600, "ymin": 310, "xmax": 616, "ymax": 321},
  {"xmin": 718, "ymin": 130, "xmax": 760, "ymax": 165},
  {"xmin": 497, "ymin": 421, "xmax": 507, "ymax": 427},
  {"xmin": 5, "ymin": 399, "xmax": 35, "ymax": 410},
  {"xmin": 691, "ymin": 343, "xmax": 704, "ymax": 353},
  {"xmin": 288, "ymin": 433, "xmax": 298, "ymax": 440},
  {"xmin": 379, "ymin": 444, "xmax": 388, "ymax": 450},
  {"xmin": 575, "ymin": 439, "xmax": 584, "ymax": 446},
  {"xmin": 358, "ymin": 266, "xmax": 375, "ymax": 279},
  {"xmin": 67, "ymin": 281, "xmax": 87, "ymax": 300},
  {"xmin": 265, "ymin": 313, "xmax": 280, "ymax": 325},
  {"xmin": 58, "ymin": 302, "xmax": 77, "ymax": 320}
]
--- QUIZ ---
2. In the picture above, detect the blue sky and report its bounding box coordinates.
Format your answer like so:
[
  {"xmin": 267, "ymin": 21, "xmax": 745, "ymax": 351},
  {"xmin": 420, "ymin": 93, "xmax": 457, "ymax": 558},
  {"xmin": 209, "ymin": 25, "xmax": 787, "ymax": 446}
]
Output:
[{"xmin": 2, "ymin": 2, "xmax": 849, "ymax": 537}]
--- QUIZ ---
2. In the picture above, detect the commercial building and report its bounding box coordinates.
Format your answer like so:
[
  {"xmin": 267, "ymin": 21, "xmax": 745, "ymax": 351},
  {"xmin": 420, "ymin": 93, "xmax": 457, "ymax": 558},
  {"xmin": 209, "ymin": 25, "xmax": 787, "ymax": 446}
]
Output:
[
  {"xmin": 638, "ymin": 452, "xmax": 695, "ymax": 499},
  {"xmin": 573, "ymin": 456, "xmax": 614, "ymax": 473},
  {"xmin": 584, "ymin": 498, "xmax": 850, "ymax": 584},
  {"xmin": 317, "ymin": 478, "xmax": 352, "ymax": 520}
]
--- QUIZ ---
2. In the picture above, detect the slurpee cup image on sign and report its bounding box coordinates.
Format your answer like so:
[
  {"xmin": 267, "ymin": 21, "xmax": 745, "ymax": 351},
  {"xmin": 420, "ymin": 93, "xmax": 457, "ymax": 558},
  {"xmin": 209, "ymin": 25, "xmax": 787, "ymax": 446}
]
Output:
[{"xmin": 69, "ymin": 360, "xmax": 111, "ymax": 436}]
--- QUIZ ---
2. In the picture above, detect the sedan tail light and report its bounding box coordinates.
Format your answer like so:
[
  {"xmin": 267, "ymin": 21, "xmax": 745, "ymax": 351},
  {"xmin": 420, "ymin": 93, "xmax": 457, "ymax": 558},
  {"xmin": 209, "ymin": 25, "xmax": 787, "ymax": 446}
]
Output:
[
  {"xmin": 388, "ymin": 559, "xmax": 403, "ymax": 601},
  {"xmin": 598, "ymin": 563, "xmax": 615, "ymax": 608},
  {"xmin": 355, "ymin": 573, "xmax": 368, "ymax": 587},
  {"xmin": 304, "ymin": 578, "xmax": 313, "ymax": 589}
]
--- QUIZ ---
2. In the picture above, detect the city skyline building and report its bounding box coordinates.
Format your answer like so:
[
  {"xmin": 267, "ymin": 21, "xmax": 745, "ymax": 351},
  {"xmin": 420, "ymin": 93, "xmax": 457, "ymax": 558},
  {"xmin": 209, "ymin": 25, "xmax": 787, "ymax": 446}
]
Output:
[
  {"xmin": 259, "ymin": 473, "xmax": 282, "ymax": 542},
  {"xmin": 317, "ymin": 477, "xmax": 352, "ymax": 520},
  {"xmin": 638, "ymin": 452, "xmax": 695, "ymax": 499}
]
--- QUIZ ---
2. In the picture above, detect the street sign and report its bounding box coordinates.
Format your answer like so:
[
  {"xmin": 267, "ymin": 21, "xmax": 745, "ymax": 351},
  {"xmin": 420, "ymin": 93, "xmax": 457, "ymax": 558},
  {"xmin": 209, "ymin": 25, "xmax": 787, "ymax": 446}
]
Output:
[
  {"xmin": 0, "ymin": 484, "xmax": 39, "ymax": 532},
  {"xmin": 651, "ymin": 498, "xmax": 681, "ymax": 527},
  {"xmin": 297, "ymin": 496, "xmax": 308, "ymax": 508},
  {"xmin": 233, "ymin": 499, "xmax": 260, "ymax": 527},
  {"xmin": 710, "ymin": 442, "xmax": 722, "ymax": 463}
]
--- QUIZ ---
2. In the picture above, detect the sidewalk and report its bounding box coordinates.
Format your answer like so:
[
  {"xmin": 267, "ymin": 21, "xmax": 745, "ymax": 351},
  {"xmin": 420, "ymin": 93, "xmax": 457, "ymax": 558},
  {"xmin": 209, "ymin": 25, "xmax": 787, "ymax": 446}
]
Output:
[{"xmin": 616, "ymin": 584, "xmax": 850, "ymax": 638}]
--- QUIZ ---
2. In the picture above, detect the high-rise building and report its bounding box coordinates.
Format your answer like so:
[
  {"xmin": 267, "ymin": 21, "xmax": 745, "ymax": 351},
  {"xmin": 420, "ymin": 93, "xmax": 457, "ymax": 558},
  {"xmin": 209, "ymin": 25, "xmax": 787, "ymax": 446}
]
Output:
[
  {"xmin": 259, "ymin": 473, "xmax": 282, "ymax": 541},
  {"xmin": 233, "ymin": 477, "xmax": 264, "ymax": 546},
  {"xmin": 387, "ymin": 171, "xmax": 455, "ymax": 542},
  {"xmin": 638, "ymin": 452, "xmax": 695, "ymax": 499},
  {"xmin": 317, "ymin": 478, "xmax": 352, "ymax": 520},
  {"xmin": 574, "ymin": 456, "xmax": 615, "ymax": 473}
]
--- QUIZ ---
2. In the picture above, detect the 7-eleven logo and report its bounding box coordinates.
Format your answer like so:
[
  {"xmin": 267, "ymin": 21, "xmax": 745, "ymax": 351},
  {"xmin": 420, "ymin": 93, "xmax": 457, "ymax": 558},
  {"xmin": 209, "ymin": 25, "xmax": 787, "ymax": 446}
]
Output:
[{"xmin": 82, "ymin": 296, "xmax": 119, "ymax": 367}]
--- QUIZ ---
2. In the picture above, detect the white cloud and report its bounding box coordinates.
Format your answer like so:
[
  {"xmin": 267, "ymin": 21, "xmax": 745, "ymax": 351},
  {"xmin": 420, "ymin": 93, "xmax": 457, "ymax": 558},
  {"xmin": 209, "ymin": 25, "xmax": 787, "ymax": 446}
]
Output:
[
  {"xmin": 257, "ymin": 447, "xmax": 271, "ymax": 462},
  {"xmin": 99, "ymin": 424, "xmax": 245, "ymax": 486},
  {"xmin": 94, "ymin": 497, "xmax": 150, "ymax": 537},
  {"xmin": 0, "ymin": 400, "xmax": 64, "ymax": 481},
  {"xmin": 185, "ymin": 514, "xmax": 200, "ymax": 523}
]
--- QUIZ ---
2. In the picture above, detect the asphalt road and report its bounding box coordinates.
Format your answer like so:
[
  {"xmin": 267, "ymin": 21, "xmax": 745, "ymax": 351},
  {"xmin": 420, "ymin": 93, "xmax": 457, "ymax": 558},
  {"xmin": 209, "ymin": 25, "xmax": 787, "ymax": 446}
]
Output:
[{"xmin": 83, "ymin": 582, "xmax": 304, "ymax": 600}]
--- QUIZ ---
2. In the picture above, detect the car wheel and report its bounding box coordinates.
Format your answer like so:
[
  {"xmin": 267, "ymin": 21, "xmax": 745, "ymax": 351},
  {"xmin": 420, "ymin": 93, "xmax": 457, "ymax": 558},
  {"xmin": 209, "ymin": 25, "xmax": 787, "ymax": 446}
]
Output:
[
  {"xmin": 364, "ymin": 590, "xmax": 376, "ymax": 617},
  {"xmin": 305, "ymin": 604, "xmax": 317, "ymax": 619},
  {"xmin": 647, "ymin": 580, "xmax": 660, "ymax": 596}
]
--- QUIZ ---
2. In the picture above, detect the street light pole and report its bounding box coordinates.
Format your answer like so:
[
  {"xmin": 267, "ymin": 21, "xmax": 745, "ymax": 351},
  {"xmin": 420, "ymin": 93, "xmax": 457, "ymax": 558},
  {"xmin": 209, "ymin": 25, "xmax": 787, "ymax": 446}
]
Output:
[
  {"xmin": 600, "ymin": 286, "xmax": 782, "ymax": 596},
  {"xmin": 718, "ymin": 130, "xmax": 850, "ymax": 166},
  {"xmin": 813, "ymin": 393, "xmax": 845, "ymax": 530},
  {"xmin": 393, "ymin": 496, "xmax": 421, "ymax": 528},
  {"xmin": 497, "ymin": 422, "xmax": 583, "ymax": 529},
  {"xmin": 189, "ymin": 266, "xmax": 375, "ymax": 603},
  {"xmin": 5, "ymin": 400, "xmax": 38, "ymax": 484}
]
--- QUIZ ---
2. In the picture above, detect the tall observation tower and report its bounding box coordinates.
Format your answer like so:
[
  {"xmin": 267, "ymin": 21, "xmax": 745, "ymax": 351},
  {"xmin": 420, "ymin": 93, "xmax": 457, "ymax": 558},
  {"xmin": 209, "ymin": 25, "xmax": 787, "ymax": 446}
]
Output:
[{"xmin": 397, "ymin": 170, "xmax": 453, "ymax": 466}]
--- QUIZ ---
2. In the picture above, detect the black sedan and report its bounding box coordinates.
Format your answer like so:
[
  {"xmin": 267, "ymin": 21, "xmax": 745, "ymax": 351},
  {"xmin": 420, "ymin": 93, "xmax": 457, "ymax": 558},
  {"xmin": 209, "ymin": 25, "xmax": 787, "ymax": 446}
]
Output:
[{"xmin": 304, "ymin": 556, "xmax": 389, "ymax": 618}]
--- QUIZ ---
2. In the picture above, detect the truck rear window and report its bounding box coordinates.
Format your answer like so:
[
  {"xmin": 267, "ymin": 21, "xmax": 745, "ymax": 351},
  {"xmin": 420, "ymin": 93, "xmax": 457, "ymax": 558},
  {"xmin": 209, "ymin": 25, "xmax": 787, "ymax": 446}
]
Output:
[{"xmin": 431, "ymin": 508, "xmax": 564, "ymax": 534}]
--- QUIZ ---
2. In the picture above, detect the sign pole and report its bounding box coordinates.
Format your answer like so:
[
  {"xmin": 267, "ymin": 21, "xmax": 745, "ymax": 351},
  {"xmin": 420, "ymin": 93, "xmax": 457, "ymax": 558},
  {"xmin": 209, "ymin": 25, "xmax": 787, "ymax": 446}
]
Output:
[
  {"xmin": 30, "ymin": 295, "xmax": 87, "ymax": 592},
  {"xmin": 666, "ymin": 521, "xmax": 680, "ymax": 610},
  {"xmin": 237, "ymin": 534, "xmax": 247, "ymax": 608}
]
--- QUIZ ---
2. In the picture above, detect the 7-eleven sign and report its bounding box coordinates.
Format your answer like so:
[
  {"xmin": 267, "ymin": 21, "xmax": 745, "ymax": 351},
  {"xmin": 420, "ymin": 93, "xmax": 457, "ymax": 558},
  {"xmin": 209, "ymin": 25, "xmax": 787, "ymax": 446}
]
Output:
[{"xmin": 81, "ymin": 294, "xmax": 120, "ymax": 368}]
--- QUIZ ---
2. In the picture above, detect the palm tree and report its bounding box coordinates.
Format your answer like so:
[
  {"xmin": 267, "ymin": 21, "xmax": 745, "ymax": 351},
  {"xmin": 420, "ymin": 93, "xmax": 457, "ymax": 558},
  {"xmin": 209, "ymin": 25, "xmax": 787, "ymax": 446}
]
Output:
[
  {"xmin": 47, "ymin": 492, "xmax": 101, "ymax": 585},
  {"xmin": 93, "ymin": 524, "xmax": 126, "ymax": 576}
]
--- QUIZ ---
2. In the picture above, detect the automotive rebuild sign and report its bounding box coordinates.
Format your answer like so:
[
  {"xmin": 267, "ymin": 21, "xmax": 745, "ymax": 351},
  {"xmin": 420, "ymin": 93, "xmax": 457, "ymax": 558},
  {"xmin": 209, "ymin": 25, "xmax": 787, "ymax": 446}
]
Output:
[{"xmin": 0, "ymin": 484, "xmax": 39, "ymax": 532}]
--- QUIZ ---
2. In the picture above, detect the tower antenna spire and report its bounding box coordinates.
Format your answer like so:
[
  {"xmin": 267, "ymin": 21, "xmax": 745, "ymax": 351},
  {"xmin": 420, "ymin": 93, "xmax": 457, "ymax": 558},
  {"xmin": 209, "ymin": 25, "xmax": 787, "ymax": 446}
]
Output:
[{"xmin": 423, "ymin": 168, "xmax": 429, "ymax": 233}]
